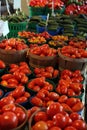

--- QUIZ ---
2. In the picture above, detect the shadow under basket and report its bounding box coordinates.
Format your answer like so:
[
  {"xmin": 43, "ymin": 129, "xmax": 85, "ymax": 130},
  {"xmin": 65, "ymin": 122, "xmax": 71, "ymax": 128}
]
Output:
[
  {"xmin": 28, "ymin": 52, "xmax": 58, "ymax": 68},
  {"xmin": 0, "ymin": 48, "xmax": 28, "ymax": 65},
  {"xmin": 58, "ymin": 49, "xmax": 87, "ymax": 74}
]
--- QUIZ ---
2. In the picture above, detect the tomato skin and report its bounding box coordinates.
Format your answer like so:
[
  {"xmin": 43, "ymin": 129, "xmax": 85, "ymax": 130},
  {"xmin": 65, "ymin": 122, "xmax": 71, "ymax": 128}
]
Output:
[
  {"xmin": 15, "ymin": 96, "xmax": 27, "ymax": 104},
  {"xmin": 53, "ymin": 113, "xmax": 67, "ymax": 129},
  {"xmin": 34, "ymin": 111, "xmax": 48, "ymax": 122},
  {"xmin": 72, "ymin": 120, "xmax": 86, "ymax": 130},
  {"xmin": 14, "ymin": 107, "xmax": 26, "ymax": 125},
  {"xmin": 58, "ymin": 95, "xmax": 68, "ymax": 103},
  {"xmin": 72, "ymin": 102, "xmax": 84, "ymax": 112},
  {"xmin": 2, "ymin": 104, "xmax": 16, "ymax": 113},
  {"xmin": 1, "ymin": 74, "xmax": 13, "ymax": 80},
  {"xmin": 32, "ymin": 121, "xmax": 48, "ymax": 130},
  {"xmin": 47, "ymin": 102, "xmax": 64, "ymax": 119},
  {"xmin": 64, "ymin": 126, "xmax": 77, "ymax": 130},
  {"xmin": 0, "ymin": 60, "xmax": 5, "ymax": 69},
  {"xmin": 7, "ymin": 78, "xmax": 18, "ymax": 85},
  {"xmin": 49, "ymin": 126, "xmax": 62, "ymax": 130},
  {"xmin": 48, "ymin": 92, "xmax": 59, "ymax": 101},
  {"xmin": 66, "ymin": 98, "xmax": 77, "ymax": 107},
  {"xmin": 12, "ymin": 85, "xmax": 25, "ymax": 99},
  {"xmin": 24, "ymin": 92, "xmax": 31, "ymax": 98},
  {"xmin": 46, "ymin": 120, "xmax": 54, "ymax": 128},
  {"xmin": 0, "ymin": 111, "xmax": 18, "ymax": 130},
  {"xmin": 31, "ymin": 96, "xmax": 43, "ymax": 107},
  {"xmin": 70, "ymin": 112, "xmax": 82, "ymax": 121},
  {"xmin": 45, "ymin": 66, "xmax": 54, "ymax": 73}
]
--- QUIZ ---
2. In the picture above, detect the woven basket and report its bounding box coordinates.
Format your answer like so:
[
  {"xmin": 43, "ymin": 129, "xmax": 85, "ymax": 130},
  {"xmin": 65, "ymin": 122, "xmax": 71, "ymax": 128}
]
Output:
[{"xmin": 58, "ymin": 49, "xmax": 87, "ymax": 73}]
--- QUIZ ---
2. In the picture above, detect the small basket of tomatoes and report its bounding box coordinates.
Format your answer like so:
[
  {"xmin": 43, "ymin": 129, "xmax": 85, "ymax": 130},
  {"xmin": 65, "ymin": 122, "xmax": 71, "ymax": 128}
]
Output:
[
  {"xmin": 27, "ymin": 44, "xmax": 58, "ymax": 68},
  {"xmin": 0, "ymin": 38, "xmax": 28, "ymax": 65},
  {"xmin": 58, "ymin": 46, "xmax": 87, "ymax": 73},
  {"xmin": 0, "ymin": 103, "xmax": 28, "ymax": 130},
  {"xmin": 29, "ymin": 102, "xmax": 87, "ymax": 130}
]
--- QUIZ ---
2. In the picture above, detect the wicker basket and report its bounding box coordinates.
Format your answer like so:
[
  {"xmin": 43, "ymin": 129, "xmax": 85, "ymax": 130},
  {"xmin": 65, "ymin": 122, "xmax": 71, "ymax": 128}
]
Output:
[
  {"xmin": 58, "ymin": 49, "xmax": 87, "ymax": 73},
  {"xmin": 0, "ymin": 48, "xmax": 28, "ymax": 65},
  {"xmin": 27, "ymin": 51, "xmax": 58, "ymax": 68}
]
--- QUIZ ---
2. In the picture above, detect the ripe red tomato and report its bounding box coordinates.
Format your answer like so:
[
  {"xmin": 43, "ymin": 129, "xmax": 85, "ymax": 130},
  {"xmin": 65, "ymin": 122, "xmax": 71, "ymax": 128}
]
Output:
[
  {"xmin": 58, "ymin": 95, "xmax": 68, "ymax": 103},
  {"xmin": 53, "ymin": 113, "xmax": 67, "ymax": 128},
  {"xmin": 72, "ymin": 120, "xmax": 86, "ymax": 130},
  {"xmin": 70, "ymin": 112, "xmax": 82, "ymax": 121},
  {"xmin": 66, "ymin": 98, "xmax": 77, "ymax": 107},
  {"xmin": 0, "ymin": 111, "xmax": 18, "ymax": 130},
  {"xmin": 30, "ymin": 96, "xmax": 43, "ymax": 107},
  {"xmin": 64, "ymin": 126, "xmax": 77, "ymax": 130},
  {"xmin": 32, "ymin": 121, "xmax": 48, "ymax": 130},
  {"xmin": 14, "ymin": 107, "xmax": 26, "ymax": 125},
  {"xmin": 12, "ymin": 85, "xmax": 25, "ymax": 99},
  {"xmin": 45, "ymin": 66, "xmax": 54, "ymax": 73},
  {"xmin": 46, "ymin": 120, "xmax": 54, "ymax": 128},
  {"xmin": 34, "ymin": 111, "xmax": 48, "ymax": 122},
  {"xmin": 47, "ymin": 102, "xmax": 64, "ymax": 119},
  {"xmin": 2, "ymin": 103, "xmax": 16, "ymax": 113},
  {"xmin": 15, "ymin": 96, "xmax": 27, "ymax": 104},
  {"xmin": 0, "ymin": 60, "xmax": 5, "ymax": 69},
  {"xmin": 1, "ymin": 74, "xmax": 13, "ymax": 80},
  {"xmin": 49, "ymin": 126, "xmax": 62, "ymax": 130},
  {"xmin": 48, "ymin": 92, "xmax": 59, "ymax": 101}
]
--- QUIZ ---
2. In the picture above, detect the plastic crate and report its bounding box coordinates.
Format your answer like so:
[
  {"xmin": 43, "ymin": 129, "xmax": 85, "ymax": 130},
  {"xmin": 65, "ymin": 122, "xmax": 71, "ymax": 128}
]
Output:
[
  {"xmin": 28, "ymin": 6, "xmax": 45, "ymax": 17},
  {"xmin": 7, "ymin": 22, "xmax": 28, "ymax": 38}
]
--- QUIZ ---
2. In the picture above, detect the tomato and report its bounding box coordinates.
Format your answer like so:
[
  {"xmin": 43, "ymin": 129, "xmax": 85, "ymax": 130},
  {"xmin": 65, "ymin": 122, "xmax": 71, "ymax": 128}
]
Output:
[
  {"xmin": 0, "ymin": 111, "xmax": 18, "ymax": 130},
  {"xmin": 70, "ymin": 112, "xmax": 82, "ymax": 121},
  {"xmin": 15, "ymin": 96, "xmax": 27, "ymax": 104},
  {"xmin": 34, "ymin": 111, "xmax": 48, "ymax": 122},
  {"xmin": 14, "ymin": 107, "xmax": 26, "ymax": 125},
  {"xmin": 31, "ymin": 106, "xmax": 39, "ymax": 114},
  {"xmin": 41, "ymin": 72, "xmax": 52, "ymax": 78},
  {"xmin": 48, "ymin": 92, "xmax": 59, "ymax": 101},
  {"xmin": 7, "ymin": 78, "xmax": 18, "ymax": 85},
  {"xmin": 52, "ymin": 70, "xmax": 59, "ymax": 78},
  {"xmin": 47, "ymin": 102, "xmax": 64, "ymax": 119},
  {"xmin": 12, "ymin": 85, "xmax": 25, "ymax": 99},
  {"xmin": 45, "ymin": 66, "xmax": 54, "ymax": 73},
  {"xmin": 66, "ymin": 98, "xmax": 77, "ymax": 107},
  {"xmin": 30, "ymin": 97, "xmax": 43, "ymax": 107},
  {"xmin": 72, "ymin": 120, "xmax": 86, "ymax": 130},
  {"xmin": 61, "ymin": 103, "xmax": 73, "ymax": 114},
  {"xmin": 32, "ymin": 121, "xmax": 48, "ymax": 130},
  {"xmin": 27, "ymin": 109, "xmax": 31, "ymax": 120},
  {"xmin": 53, "ymin": 113, "xmax": 67, "ymax": 128},
  {"xmin": 1, "ymin": 74, "xmax": 13, "ymax": 80},
  {"xmin": 67, "ymin": 89, "xmax": 75, "ymax": 97},
  {"xmin": 33, "ymin": 85, "xmax": 41, "ymax": 92},
  {"xmin": 46, "ymin": 120, "xmax": 54, "ymax": 128},
  {"xmin": 64, "ymin": 126, "xmax": 77, "ymax": 130},
  {"xmin": 60, "ymin": 85, "xmax": 68, "ymax": 95},
  {"xmin": 72, "ymin": 102, "xmax": 84, "ymax": 112},
  {"xmin": 0, "ymin": 96, "xmax": 15, "ymax": 108},
  {"xmin": 0, "ymin": 60, "xmax": 5, "ymax": 69},
  {"xmin": 0, "ymin": 80, "xmax": 8, "ymax": 86},
  {"xmin": 49, "ymin": 126, "xmax": 62, "ymax": 130},
  {"xmin": 34, "ymin": 68, "xmax": 41, "ymax": 74},
  {"xmin": 2, "ymin": 104, "xmax": 16, "ymax": 113},
  {"xmin": 10, "ymin": 64, "xmax": 19, "ymax": 69},
  {"xmin": 70, "ymin": 83, "xmax": 81, "ymax": 93},
  {"xmin": 24, "ymin": 92, "xmax": 31, "ymax": 98},
  {"xmin": 65, "ymin": 116, "xmax": 72, "ymax": 126},
  {"xmin": 58, "ymin": 95, "xmax": 68, "ymax": 103},
  {"xmin": 21, "ymin": 75, "xmax": 28, "ymax": 84}
]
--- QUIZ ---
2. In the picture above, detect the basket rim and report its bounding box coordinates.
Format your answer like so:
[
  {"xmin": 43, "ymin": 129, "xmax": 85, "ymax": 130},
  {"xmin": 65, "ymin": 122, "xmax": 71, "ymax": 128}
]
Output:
[{"xmin": 58, "ymin": 48, "xmax": 87, "ymax": 62}]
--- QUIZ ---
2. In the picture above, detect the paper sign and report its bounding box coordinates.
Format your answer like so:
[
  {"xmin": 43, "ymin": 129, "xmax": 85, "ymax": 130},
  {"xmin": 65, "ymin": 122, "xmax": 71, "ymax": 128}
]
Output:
[
  {"xmin": 2, "ymin": 21, "xmax": 9, "ymax": 36},
  {"xmin": 14, "ymin": 0, "xmax": 21, "ymax": 9},
  {"xmin": 0, "ymin": 20, "xmax": 5, "ymax": 36}
]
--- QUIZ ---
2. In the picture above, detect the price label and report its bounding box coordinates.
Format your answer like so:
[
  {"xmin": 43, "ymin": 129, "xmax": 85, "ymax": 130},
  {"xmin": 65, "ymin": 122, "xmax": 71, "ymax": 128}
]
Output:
[
  {"xmin": 3, "ymin": 21, "xmax": 9, "ymax": 36},
  {"xmin": 14, "ymin": 0, "xmax": 21, "ymax": 9}
]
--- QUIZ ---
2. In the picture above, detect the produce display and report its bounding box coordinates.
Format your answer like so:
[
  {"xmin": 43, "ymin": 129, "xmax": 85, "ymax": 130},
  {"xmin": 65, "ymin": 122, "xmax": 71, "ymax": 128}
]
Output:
[
  {"xmin": 0, "ymin": 0, "xmax": 87, "ymax": 130},
  {"xmin": 0, "ymin": 38, "xmax": 28, "ymax": 51}
]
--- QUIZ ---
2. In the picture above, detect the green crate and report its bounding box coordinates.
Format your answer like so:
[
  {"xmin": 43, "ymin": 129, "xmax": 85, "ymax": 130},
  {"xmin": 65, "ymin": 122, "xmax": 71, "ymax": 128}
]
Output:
[
  {"xmin": 28, "ymin": 6, "xmax": 45, "ymax": 17},
  {"xmin": 7, "ymin": 22, "xmax": 28, "ymax": 38}
]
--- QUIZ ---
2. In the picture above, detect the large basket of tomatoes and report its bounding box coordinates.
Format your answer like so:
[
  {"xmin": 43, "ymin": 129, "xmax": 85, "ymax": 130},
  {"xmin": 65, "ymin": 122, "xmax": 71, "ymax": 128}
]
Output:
[
  {"xmin": 27, "ymin": 44, "xmax": 58, "ymax": 68},
  {"xmin": 58, "ymin": 45, "xmax": 87, "ymax": 73},
  {"xmin": 0, "ymin": 38, "xmax": 28, "ymax": 65}
]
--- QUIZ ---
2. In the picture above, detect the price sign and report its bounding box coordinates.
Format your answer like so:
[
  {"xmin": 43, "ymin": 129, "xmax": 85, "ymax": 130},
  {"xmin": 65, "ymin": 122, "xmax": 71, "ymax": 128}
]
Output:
[
  {"xmin": 3, "ymin": 21, "xmax": 9, "ymax": 36},
  {"xmin": 14, "ymin": 0, "xmax": 21, "ymax": 9}
]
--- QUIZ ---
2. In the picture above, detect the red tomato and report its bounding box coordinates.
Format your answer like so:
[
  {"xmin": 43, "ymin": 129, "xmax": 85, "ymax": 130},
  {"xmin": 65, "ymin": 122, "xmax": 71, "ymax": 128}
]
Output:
[
  {"xmin": 46, "ymin": 120, "xmax": 54, "ymax": 128},
  {"xmin": 1, "ymin": 74, "xmax": 13, "ymax": 80},
  {"xmin": 32, "ymin": 121, "xmax": 48, "ymax": 130},
  {"xmin": 12, "ymin": 85, "xmax": 25, "ymax": 99},
  {"xmin": 53, "ymin": 113, "xmax": 67, "ymax": 128},
  {"xmin": 34, "ymin": 68, "xmax": 41, "ymax": 74},
  {"xmin": 0, "ymin": 80, "xmax": 8, "ymax": 86},
  {"xmin": 2, "ymin": 104, "xmax": 16, "ymax": 113},
  {"xmin": 7, "ymin": 78, "xmax": 18, "ymax": 85},
  {"xmin": 45, "ymin": 66, "xmax": 54, "ymax": 73},
  {"xmin": 72, "ymin": 102, "xmax": 84, "ymax": 112},
  {"xmin": 30, "ymin": 97, "xmax": 43, "ymax": 107},
  {"xmin": 0, "ymin": 111, "xmax": 18, "ymax": 130},
  {"xmin": 14, "ymin": 107, "xmax": 26, "ymax": 125},
  {"xmin": 72, "ymin": 120, "xmax": 86, "ymax": 130},
  {"xmin": 0, "ymin": 96, "xmax": 15, "ymax": 108},
  {"xmin": 21, "ymin": 75, "xmax": 28, "ymax": 84},
  {"xmin": 52, "ymin": 70, "xmax": 59, "ymax": 78},
  {"xmin": 33, "ymin": 85, "xmax": 41, "ymax": 92},
  {"xmin": 47, "ymin": 102, "xmax": 64, "ymax": 119},
  {"xmin": 48, "ymin": 92, "xmax": 59, "ymax": 101},
  {"xmin": 24, "ymin": 92, "xmax": 31, "ymax": 98},
  {"xmin": 10, "ymin": 64, "xmax": 19, "ymax": 69},
  {"xmin": 58, "ymin": 95, "xmax": 68, "ymax": 103},
  {"xmin": 0, "ymin": 60, "xmax": 5, "ymax": 69},
  {"xmin": 64, "ymin": 126, "xmax": 77, "ymax": 130},
  {"xmin": 65, "ymin": 116, "xmax": 72, "ymax": 126},
  {"xmin": 66, "ymin": 98, "xmax": 77, "ymax": 107},
  {"xmin": 49, "ymin": 126, "xmax": 62, "ymax": 130},
  {"xmin": 15, "ymin": 96, "xmax": 27, "ymax": 104},
  {"xmin": 30, "ymin": 106, "xmax": 39, "ymax": 114},
  {"xmin": 67, "ymin": 89, "xmax": 75, "ymax": 97},
  {"xmin": 34, "ymin": 111, "xmax": 48, "ymax": 122},
  {"xmin": 70, "ymin": 112, "xmax": 82, "ymax": 121}
]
